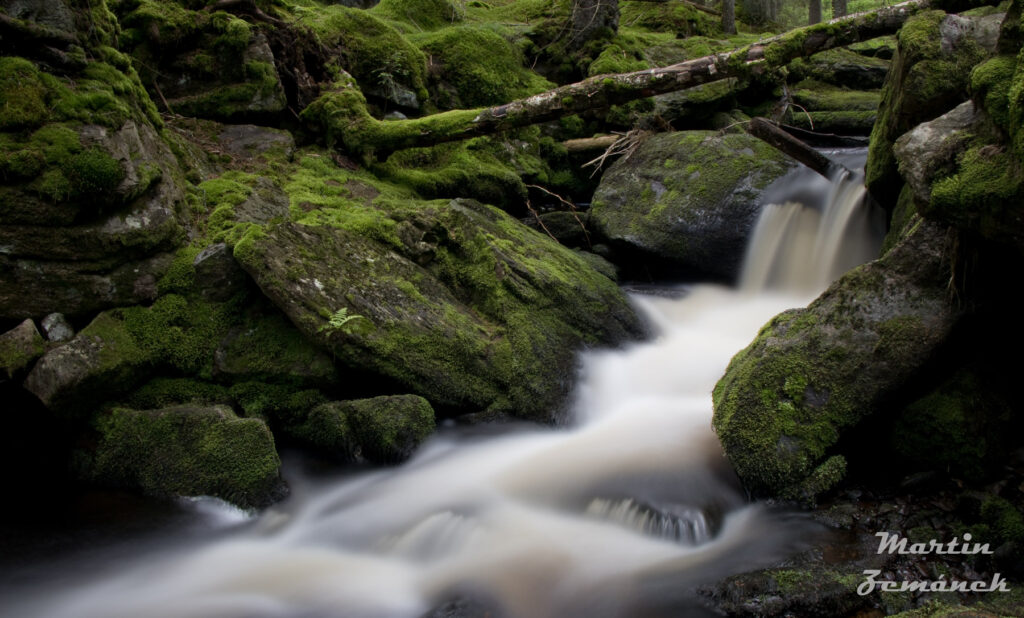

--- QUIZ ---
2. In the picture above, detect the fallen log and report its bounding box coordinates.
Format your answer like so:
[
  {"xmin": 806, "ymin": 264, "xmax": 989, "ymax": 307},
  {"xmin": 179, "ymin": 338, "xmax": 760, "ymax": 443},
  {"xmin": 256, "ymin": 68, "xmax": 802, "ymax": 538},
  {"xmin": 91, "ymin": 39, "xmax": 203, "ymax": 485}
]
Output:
[
  {"xmin": 303, "ymin": 0, "xmax": 975, "ymax": 158},
  {"xmin": 562, "ymin": 135, "xmax": 621, "ymax": 153},
  {"xmin": 746, "ymin": 117, "xmax": 846, "ymax": 179}
]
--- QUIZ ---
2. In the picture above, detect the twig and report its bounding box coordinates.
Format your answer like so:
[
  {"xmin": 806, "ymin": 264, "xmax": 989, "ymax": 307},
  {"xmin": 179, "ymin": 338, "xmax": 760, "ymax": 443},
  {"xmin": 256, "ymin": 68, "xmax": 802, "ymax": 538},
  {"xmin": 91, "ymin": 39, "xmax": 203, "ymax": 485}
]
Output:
[{"xmin": 526, "ymin": 184, "xmax": 592, "ymax": 249}]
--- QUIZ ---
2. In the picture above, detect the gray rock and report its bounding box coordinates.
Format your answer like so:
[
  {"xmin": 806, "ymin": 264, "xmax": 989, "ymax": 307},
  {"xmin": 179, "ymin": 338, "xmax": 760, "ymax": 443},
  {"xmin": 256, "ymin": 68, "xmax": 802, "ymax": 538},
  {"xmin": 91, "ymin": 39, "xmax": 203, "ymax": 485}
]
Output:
[
  {"xmin": 193, "ymin": 243, "xmax": 247, "ymax": 301},
  {"xmin": 234, "ymin": 199, "xmax": 642, "ymax": 421},
  {"xmin": 366, "ymin": 83, "xmax": 421, "ymax": 110},
  {"xmin": 712, "ymin": 220, "xmax": 962, "ymax": 500},
  {"xmin": 894, "ymin": 101, "xmax": 978, "ymax": 208},
  {"xmin": 217, "ymin": 124, "xmax": 295, "ymax": 161},
  {"xmin": 24, "ymin": 312, "xmax": 153, "ymax": 416},
  {"xmin": 1, "ymin": 0, "xmax": 76, "ymax": 34},
  {"xmin": 234, "ymin": 177, "xmax": 290, "ymax": 224},
  {"xmin": 40, "ymin": 312, "xmax": 74, "ymax": 342},
  {"xmin": 0, "ymin": 318, "xmax": 45, "ymax": 379},
  {"xmin": 590, "ymin": 131, "xmax": 795, "ymax": 280},
  {"xmin": 240, "ymin": 33, "xmax": 288, "ymax": 113},
  {"xmin": 0, "ymin": 252, "xmax": 172, "ymax": 321},
  {"xmin": 77, "ymin": 404, "xmax": 284, "ymax": 508},
  {"xmin": 940, "ymin": 13, "xmax": 1005, "ymax": 55}
]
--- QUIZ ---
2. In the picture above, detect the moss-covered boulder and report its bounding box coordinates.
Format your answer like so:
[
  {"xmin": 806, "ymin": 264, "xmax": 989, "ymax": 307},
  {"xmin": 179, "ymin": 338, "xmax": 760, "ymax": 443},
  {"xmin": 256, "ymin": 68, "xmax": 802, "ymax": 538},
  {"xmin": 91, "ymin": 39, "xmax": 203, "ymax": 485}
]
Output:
[
  {"xmin": 77, "ymin": 404, "xmax": 284, "ymax": 508},
  {"xmin": 0, "ymin": 319, "xmax": 46, "ymax": 379},
  {"xmin": 291, "ymin": 395, "xmax": 435, "ymax": 463},
  {"xmin": 24, "ymin": 311, "xmax": 153, "ymax": 416},
  {"xmin": 0, "ymin": 42, "xmax": 186, "ymax": 319},
  {"xmin": 116, "ymin": 1, "xmax": 287, "ymax": 120},
  {"xmin": 590, "ymin": 131, "xmax": 795, "ymax": 280},
  {"xmin": 788, "ymin": 48, "xmax": 891, "ymax": 90},
  {"xmin": 893, "ymin": 101, "xmax": 979, "ymax": 209},
  {"xmin": 866, "ymin": 9, "xmax": 999, "ymax": 206},
  {"xmin": 234, "ymin": 197, "xmax": 642, "ymax": 421},
  {"xmin": 712, "ymin": 219, "xmax": 962, "ymax": 500}
]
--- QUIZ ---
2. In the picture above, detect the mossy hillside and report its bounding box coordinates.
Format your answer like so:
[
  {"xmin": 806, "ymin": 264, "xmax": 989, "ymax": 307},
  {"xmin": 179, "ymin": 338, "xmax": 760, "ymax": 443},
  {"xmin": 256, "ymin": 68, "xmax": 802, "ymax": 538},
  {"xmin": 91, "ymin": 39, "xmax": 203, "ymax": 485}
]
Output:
[
  {"xmin": 618, "ymin": 0, "xmax": 718, "ymax": 38},
  {"xmin": 414, "ymin": 25, "xmax": 553, "ymax": 108},
  {"xmin": 81, "ymin": 404, "xmax": 283, "ymax": 508},
  {"xmin": 297, "ymin": 4, "xmax": 429, "ymax": 104},
  {"xmin": 117, "ymin": 1, "xmax": 286, "ymax": 120},
  {"xmin": 866, "ymin": 10, "xmax": 989, "ymax": 205},
  {"xmin": 370, "ymin": 0, "xmax": 463, "ymax": 32},
  {"xmin": 712, "ymin": 221, "xmax": 960, "ymax": 500}
]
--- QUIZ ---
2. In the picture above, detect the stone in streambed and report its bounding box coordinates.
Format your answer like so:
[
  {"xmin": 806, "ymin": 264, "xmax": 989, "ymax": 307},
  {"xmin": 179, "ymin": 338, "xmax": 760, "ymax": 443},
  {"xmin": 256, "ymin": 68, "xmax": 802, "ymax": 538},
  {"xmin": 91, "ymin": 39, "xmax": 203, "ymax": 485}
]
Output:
[
  {"xmin": 712, "ymin": 220, "xmax": 962, "ymax": 500},
  {"xmin": 590, "ymin": 131, "xmax": 795, "ymax": 280},
  {"xmin": 77, "ymin": 404, "xmax": 284, "ymax": 509},
  {"xmin": 291, "ymin": 395, "xmax": 435, "ymax": 463}
]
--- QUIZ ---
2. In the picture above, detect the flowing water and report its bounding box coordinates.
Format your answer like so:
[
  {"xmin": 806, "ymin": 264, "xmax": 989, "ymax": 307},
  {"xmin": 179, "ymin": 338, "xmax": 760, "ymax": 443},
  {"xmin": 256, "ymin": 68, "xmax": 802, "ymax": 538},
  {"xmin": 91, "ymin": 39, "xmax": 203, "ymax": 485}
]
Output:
[{"xmin": 1, "ymin": 150, "xmax": 883, "ymax": 618}]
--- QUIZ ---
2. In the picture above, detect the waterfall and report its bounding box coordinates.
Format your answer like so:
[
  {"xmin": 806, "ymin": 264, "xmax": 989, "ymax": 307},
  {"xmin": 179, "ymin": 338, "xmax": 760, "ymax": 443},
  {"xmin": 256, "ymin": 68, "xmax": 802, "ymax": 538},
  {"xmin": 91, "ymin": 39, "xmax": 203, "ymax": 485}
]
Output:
[{"xmin": 1, "ymin": 149, "xmax": 882, "ymax": 618}]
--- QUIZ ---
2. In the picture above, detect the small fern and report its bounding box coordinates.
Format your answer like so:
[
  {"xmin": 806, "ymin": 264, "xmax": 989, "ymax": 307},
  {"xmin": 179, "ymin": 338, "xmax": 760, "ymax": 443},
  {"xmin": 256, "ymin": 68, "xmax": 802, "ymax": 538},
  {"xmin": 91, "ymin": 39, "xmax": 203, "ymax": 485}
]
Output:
[{"xmin": 319, "ymin": 308, "xmax": 365, "ymax": 334}]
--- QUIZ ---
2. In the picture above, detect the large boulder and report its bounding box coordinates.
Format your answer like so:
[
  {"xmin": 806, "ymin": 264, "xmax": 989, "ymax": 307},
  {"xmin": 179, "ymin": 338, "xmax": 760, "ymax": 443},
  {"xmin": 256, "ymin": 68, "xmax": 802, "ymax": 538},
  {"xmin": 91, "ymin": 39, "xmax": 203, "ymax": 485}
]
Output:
[
  {"xmin": 0, "ymin": 52, "xmax": 186, "ymax": 319},
  {"xmin": 866, "ymin": 9, "xmax": 1001, "ymax": 206},
  {"xmin": 76, "ymin": 404, "xmax": 284, "ymax": 508},
  {"xmin": 712, "ymin": 219, "xmax": 962, "ymax": 500},
  {"xmin": 234, "ymin": 198, "xmax": 642, "ymax": 421},
  {"xmin": 893, "ymin": 100, "xmax": 978, "ymax": 209},
  {"xmin": 590, "ymin": 131, "xmax": 795, "ymax": 280}
]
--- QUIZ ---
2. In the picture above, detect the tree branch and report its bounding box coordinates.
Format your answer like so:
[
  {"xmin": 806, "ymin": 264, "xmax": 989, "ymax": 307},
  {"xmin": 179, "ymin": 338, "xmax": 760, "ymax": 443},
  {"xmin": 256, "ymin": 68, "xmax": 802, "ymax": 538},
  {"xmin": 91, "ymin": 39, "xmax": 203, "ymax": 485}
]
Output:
[{"xmin": 302, "ymin": 0, "xmax": 978, "ymax": 157}]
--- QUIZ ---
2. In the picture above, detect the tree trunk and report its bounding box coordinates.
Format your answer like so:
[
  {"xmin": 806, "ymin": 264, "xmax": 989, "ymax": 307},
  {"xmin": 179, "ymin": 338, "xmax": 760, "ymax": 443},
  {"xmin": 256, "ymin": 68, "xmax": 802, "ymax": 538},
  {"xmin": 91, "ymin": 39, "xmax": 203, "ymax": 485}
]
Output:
[
  {"xmin": 833, "ymin": 0, "xmax": 848, "ymax": 19},
  {"xmin": 722, "ymin": 0, "xmax": 736, "ymax": 34},
  {"xmin": 302, "ymin": 0, "xmax": 972, "ymax": 158},
  {"xmin": 809, "ymin": 0, "xmax": 822, "ymax": 24}
]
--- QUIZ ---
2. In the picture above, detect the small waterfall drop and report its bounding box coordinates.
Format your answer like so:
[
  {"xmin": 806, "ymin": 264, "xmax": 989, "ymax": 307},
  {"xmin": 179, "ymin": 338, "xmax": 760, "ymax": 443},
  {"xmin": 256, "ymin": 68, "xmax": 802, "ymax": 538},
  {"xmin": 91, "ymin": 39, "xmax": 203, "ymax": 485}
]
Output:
[{"xmin": 1, "ymin": 149, "xmax": 882, "ymax": 618}]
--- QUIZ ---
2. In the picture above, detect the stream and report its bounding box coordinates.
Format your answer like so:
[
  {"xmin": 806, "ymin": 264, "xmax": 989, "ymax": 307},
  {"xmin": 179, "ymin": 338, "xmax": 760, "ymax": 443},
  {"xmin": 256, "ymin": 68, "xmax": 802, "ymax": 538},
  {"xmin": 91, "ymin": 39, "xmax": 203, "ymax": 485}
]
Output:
[{"xmin": 0, "ymin": 149, "xmax": 884, "ymax": 618}]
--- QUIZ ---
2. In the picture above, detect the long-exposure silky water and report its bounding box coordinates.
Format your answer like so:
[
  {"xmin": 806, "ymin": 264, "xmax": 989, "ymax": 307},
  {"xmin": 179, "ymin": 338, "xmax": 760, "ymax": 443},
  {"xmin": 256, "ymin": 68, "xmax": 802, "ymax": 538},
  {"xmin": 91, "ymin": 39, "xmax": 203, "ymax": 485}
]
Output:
[{"xmin": 4, "ymin": 149, "xmax": 883, "ymax": 618}]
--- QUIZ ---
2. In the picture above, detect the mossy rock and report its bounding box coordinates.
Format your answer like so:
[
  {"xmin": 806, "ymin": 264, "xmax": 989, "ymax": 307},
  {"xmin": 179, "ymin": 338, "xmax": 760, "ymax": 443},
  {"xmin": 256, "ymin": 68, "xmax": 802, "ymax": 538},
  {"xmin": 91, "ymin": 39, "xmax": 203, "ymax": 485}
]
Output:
[
  {"xmin": 786, "ymin": 110, "xmax": 878, "ymax": 135},
  {"xmin": 292, "ymin": 395, "xmax": 435, "ymax": 463},
  {"xmin": 24, "ymin": 311, "xmax": 155, "ymax": 417},
  {"xmin": 866, "ymin": 10, "xmax": 996, "ymax": 207},
  {"xmin": 712, "ymin": 220, "xmax": 962, "ymax": 500},
  {"xmin": 78, "ymin": 404, "xmax": 284, "ymax": 508},
  {"xmin": 589, "ymin": 131, "xmax": 795, "ymax": 280},
  {"xmin": 787, "ymin": 48, "xmax": 891, "ymax": 90},
  {"xmin": 234, "ymin": 198, "xmax": 641, "ymax": 421},
  {"xmin": 0, "ymin": 319, "xmax": 46, "ymax": 379},
  {"xmin": 213, "ymin": 311, "xmax": 339, "ymax": 386},
  {"xmin": 415, "ymin": 25, "xmax": 553, "ymax": 109}
]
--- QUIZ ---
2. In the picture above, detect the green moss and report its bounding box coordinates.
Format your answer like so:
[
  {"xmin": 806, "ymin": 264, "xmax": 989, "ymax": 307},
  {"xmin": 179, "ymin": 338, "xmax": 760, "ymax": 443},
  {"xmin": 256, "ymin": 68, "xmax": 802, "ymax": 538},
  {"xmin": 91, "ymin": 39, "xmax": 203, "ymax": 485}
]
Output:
[
  {"xmin": 344, "ymin": 394, "xmax": 435, "ymax": 462},
  {"xmin": 228, "ymin": 381, "xmax": 326, "ymax": 425},
  {"xmin": 617, "ymin": 1, "xmax": 717, "ymax": 38},
  {"xmin": 791, "ymin": 81, "xmax": 881, "ymax": 111},
  {"xmin": 929, "ymin": 144, "xmax": 1024, "ymax": 240},
  {"xmin": 980, "ymin": 496, "xmax": 1024, "ymax": 546},
  {"xmin": 116, "ymin": 294, "xmax": 236, "ymax": 376},
  {"xmin": 124, "ymin": 377, "xmax": 232, "ymax": 409},
  {"xmin": 370, "ymin": 0, "xmax": 461, "ymax": 30},
  {"xmin": 303, "ymin": 6, "xmax": 428, "ymax": 98},
  {"xmin": 85, "ymin": 405, "xmax": 282, "ymax": 508},
  {"xmin": 0, "ymin": 57, "xmax": 50, "ymax": 131},
  {"xmin": 0, "ymin": 321, "xmax": 45, "ymax": 379},
  {"xmin": 157, "ymin": 245, "xmax": 201, "ymax": 294},
  {"xmin": 588, "ymin": 44, "xmax": 648, "ymax": 76},
  {"xmin": 970, "ymin": 55, "xmax": 1016, "ymax": 130},
  {"xmin": 118, "ymin": 0, "xmax": 203, "ymax": 47},
  {"xmin": 415, "ymin": 25, "xmax": 552, "ymax": 108},
  {"xmin": 63, "ymin": 148, "xmax": 125, "ymax": 196}
]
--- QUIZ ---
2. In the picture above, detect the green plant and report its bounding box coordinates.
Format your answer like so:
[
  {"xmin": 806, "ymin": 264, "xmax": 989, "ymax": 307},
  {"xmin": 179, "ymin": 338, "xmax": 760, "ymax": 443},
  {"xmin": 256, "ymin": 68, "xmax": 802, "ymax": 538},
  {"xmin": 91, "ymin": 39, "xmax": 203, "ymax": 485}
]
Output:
[{"xmin": 319, "ymin": 308, "xmax": 366, "ymax": 334}]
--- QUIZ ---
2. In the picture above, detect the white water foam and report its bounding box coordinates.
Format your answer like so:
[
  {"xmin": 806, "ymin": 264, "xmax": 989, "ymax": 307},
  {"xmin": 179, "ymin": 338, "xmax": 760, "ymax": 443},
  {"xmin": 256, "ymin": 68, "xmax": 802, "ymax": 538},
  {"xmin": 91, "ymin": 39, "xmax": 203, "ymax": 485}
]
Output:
[{"xmin": 4, "ymin": 150, "xmax": 881, "ymax": 618}]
